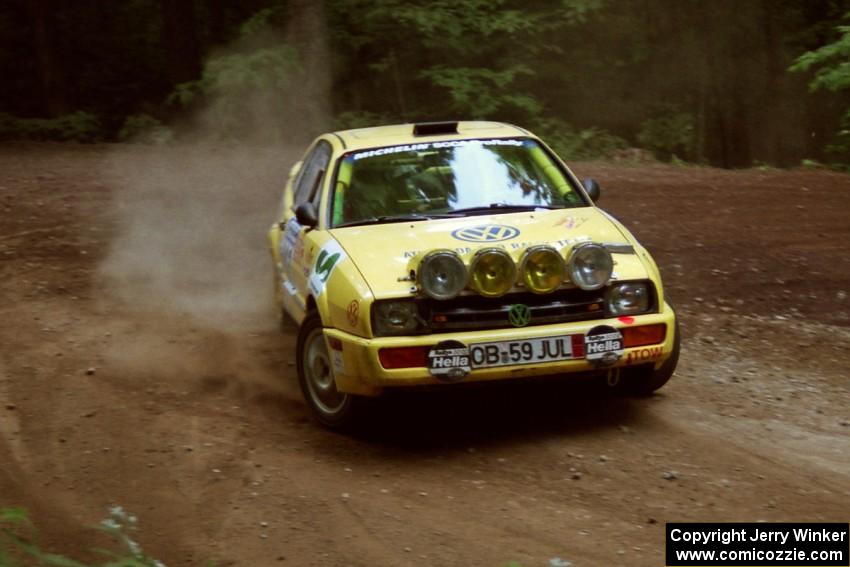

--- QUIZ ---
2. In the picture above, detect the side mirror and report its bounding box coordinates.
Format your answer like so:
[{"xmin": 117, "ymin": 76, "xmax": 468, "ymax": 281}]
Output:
[
  {"xmin": 294, "ymin": 202, "xmax": 318, "ymax": 228},
  {"xmin": 583, "ymin": 178, "xmax": 601, "ymax": 202},
  {"xmin": 289, "ymin": 160, "xmax": 303, "ymax": 179}
]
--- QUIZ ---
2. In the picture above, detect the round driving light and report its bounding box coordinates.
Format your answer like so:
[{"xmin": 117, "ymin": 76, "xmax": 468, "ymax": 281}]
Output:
[
  {"xmin": 470, "ymin": 248, "xmax": 516, "ymax": 297},
  {"xmin": 520, "ymin": 246, "xmax": 565, "ymax": 294},
  {"xmin": 418, "ymin": 250, "xmax": 467, "ymax": 300},
  {"xmin": 569, "ymin": 243, "xmax": 613, "ymax": 290}
]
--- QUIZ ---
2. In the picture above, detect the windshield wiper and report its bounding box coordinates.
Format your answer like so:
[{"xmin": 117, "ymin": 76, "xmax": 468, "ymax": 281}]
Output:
[
  {"xmin": 449, "ymin": 203, "xmax": 562, "ymax": 216},
  {"xmin": 335, "ymin": 213, "xmax": 457, "ymax": 228}
]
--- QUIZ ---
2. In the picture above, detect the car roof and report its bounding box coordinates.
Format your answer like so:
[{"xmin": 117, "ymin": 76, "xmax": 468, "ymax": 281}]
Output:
[{"xmin": 331, "ymin": 121, "xmax": 533, "ymax": 152}]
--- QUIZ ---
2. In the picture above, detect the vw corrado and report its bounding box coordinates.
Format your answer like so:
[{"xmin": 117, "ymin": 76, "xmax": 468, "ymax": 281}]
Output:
[{"xmin": 268, "ymin": 121, "xmax": 679, "ymax": 428}]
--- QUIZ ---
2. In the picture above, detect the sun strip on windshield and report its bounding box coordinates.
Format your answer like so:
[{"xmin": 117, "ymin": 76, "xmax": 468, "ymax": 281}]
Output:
[{"xmin": 350, "ymin": 138, "xmax": 524, "ymax": 161}]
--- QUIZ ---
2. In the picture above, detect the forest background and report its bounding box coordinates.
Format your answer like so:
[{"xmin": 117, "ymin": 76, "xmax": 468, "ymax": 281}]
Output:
[{"xmin": 5, "ymin": 0, "xmax": 850, "ymax": 168}]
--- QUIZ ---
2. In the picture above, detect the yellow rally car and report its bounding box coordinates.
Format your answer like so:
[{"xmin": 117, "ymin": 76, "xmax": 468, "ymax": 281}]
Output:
[{"xmin": 268, "ymin": 121, "xmax": 679, "ymax": 428}]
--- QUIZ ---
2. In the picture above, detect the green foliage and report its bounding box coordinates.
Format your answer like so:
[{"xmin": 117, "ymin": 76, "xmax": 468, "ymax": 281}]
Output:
[
  {"xmin": 168, "ymin": 44, "xmax": 300, "ymax": 107},
  {"xmin": 0, "ymin": 507, "xmax": 167, "ymax": 567},
  {"xmin": 166, "ymin": 6, "xmax": 301, "ymax": 141},
  {"xmin": 330, "ymin": 0, "xmax": 606, "ymax": 127},
  {"xmin": 789, "ymin": 14, "xmax": 850, "ymax": 93},
  {"xmin": 237, "ymin": 7, "xmax": 279, "ymax": 37},
  {"xmin": 5, "ymin": 0, "xmax": 850, "ymax": 165},
  {"xmin": 118, "ymin": 114, "xmax": 173, "ymax": 144},
  {"xmin": 791, "ymin": 13, "xmax": 850, "ymax": 167},
  {"xmin": 532, "ymin": 117, "xmax": 627, "ymax": 160},
  {"xmin": 823, "ymin": 128, "xmax": 850, "ymax": 167},
  {"xmin": 0, "ymin": 112, "xmax": 103, "ymax": 142},
  {"xmin": 332, "ymin": 110, "xmax": 396, "ymax": 130},
  {"xmin": 420, "ymin": 65, "xmax": 541, "ymax": 118},
  {"xmin": 0, "ymin": 509, "xmax": 28, "ymax": 526},
  {"xmin": 669, "ymin": 154, "xmax": 688, "ymax": 167},
  {"xmin": 637, "ymin": 110, "xmax": 695, "ymax": 161}
]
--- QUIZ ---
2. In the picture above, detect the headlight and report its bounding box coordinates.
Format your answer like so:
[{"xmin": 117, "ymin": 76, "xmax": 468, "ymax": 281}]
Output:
[
  {"xmin": 568, "ymin": 243, "xmax": 613, "ymax": 290},
  {"xmin": 372, "ymin": 300, "xmax": 424, "ymax": 336},
  {"xmin": 470, "ymin": 248, "xmax": 516, "ymax": 297},
  {"xmin": 520, "ymin": 246, "xmax": 565, "ymax": 294},
  {"xmin": 418, "ymin": 250, "xmax": 467, "ymax": 300},
  {"xmin": 606, "ymin": 282, "xmax": 651, "ymax": 316}
]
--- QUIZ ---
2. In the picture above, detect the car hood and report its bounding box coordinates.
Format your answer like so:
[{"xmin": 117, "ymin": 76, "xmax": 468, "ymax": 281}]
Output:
[{"xmin": 329, "ymin": 207, "xmax": 648, "ymax": 299}]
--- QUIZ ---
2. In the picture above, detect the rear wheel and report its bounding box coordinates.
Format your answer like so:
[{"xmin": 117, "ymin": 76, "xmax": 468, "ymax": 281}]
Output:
[{"xmin": 296, "ymin": 312, "xmax": 364, "ymax": 429}]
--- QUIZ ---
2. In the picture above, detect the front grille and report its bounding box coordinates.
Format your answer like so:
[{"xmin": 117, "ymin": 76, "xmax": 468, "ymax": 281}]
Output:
[{"xmin": 425, "ymin": 288, "xmax": 606, "ymax": 333}]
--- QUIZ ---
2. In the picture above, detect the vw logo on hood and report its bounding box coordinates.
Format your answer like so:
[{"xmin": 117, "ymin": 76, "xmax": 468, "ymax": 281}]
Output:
[{"xmin": 451, "ymin": 224, "xmax": 520, "ymax": 243}]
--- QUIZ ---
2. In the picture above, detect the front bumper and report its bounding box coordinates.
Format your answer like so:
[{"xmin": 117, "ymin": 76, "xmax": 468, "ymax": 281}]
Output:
[{"xmin": 325, "ymin": 303, "xmax": 677, "ymax": 396}]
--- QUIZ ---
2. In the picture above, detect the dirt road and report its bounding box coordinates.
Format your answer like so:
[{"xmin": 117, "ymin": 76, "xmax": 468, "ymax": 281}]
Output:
[{"xmin": 0, "ymin": 143, "xmax": 848, "ymax": 566}]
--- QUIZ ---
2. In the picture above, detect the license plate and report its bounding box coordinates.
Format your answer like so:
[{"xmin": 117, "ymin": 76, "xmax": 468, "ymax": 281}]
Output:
[{"xmin": 470, "ymin": 335, "xmax": 578, "ymax": 369}]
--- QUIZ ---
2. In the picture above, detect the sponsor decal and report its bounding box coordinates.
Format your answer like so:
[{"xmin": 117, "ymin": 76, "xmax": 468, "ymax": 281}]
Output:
[
  {"xmin": 346, "ymin": 300, "xmax": 359, "ymax": 327},
  {"xmin": 428, "ymin": 340, "xmax": 470, "ymax": 382},
  {"xmin": 452, "ymin": 224, "xmax": 520, "ymax": 243},
  {"xmin": 554, "ymin": 216, "xmax": 588, "ymax": 229},
  {"xmin": 402, "ymin": 237, "xmax": 589, "ymax": 259},
  {"xmin": 308, "ymin": 240, "xmax": 346, "ymax": 296},
  {"xmin": 584, "ymin": 325, "xmax": 624, "ymax": 366},
  {"xmin": 404, "ymin": 246, "xmax": 476, "ymax": 259},
  {"xmin": 280, "ymin": 217, "xmax": 302, "ymax": 280},
  {"xmin": 626, "ymin": 345, "xmax": 663, "ymax": 365},
  {"xmin": 351, "ymin": 139, "xmax": 524, "ymax": 161},
  {"xmin": 331, "ymin": 350, "xmax": 345, "ymax": 375},
  {"xmin": 508, "ymin": 304, "xmax": 531, "ymax": 327},
  {"xmin": 508, "ymin": 236, "xmax": 589, "ymax": 250}
]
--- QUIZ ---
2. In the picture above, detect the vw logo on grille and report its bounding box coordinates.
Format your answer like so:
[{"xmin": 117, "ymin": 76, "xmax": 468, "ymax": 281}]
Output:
[
  {"xmin": 508, "ymin": 304, "xmax": 531, "ymax": 327},
  {"xmin": 451, "ymin": 224, "xmax": 520, "ymax": 243}
]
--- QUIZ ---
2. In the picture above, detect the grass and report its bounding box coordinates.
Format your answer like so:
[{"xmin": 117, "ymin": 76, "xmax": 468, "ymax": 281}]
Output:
[{"xmin": 0, "ymin": 507, "xmax": 167, "ymax": 567}]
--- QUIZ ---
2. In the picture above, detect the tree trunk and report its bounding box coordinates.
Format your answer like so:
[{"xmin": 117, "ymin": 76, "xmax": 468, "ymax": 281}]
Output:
[
  {"xmin": 161, "ymin": 0, "xmax": 201, "ymax": 85},
  {"xmin": 27, "ymin": 0, "xmax": 67, "ymax": 116},
  {"xmin": 286, "ymin": 0, "xmax": 331, "ymax": 137},
  {"xmin": 207, "ymin": 0, "xmax": 227, "ymax": 45}
]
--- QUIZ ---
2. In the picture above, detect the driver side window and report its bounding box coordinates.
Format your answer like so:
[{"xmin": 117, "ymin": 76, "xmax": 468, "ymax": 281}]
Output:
[{"xmin": 293, "ymin": 141, "xmax": 332, "ymax": 208}]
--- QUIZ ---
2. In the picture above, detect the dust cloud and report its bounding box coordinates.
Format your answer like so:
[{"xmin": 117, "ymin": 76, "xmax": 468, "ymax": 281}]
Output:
[
  {"xmin": 97, "ymin": 2, "xmax": 330, "ymax": 333},
  {"xmin": 98, "ymin": 144, "xmax": 293, "ymax": 331}
]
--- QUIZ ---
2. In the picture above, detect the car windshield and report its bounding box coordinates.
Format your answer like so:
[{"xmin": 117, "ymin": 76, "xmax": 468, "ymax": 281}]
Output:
[{"xmin": 331, "ymin": 138, "xmax": 585, "ymax": 227}]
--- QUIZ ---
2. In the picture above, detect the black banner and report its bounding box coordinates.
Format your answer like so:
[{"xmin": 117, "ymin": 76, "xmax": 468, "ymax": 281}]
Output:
[{"xmin": 666, "ymin": 523, "xmax": 849, "ymax": 566}]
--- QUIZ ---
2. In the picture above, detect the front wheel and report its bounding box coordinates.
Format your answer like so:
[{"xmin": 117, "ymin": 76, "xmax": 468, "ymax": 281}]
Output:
[{"xmin": 296, "ymin": 312, "xmax": 364, "ymax": 430}]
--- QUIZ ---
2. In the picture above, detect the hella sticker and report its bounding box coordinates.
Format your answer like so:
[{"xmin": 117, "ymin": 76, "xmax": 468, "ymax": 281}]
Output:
[
  {"xmin": 584, "ymin": 325, "xmax": 624, "ymax": 367},
  {"xmin": 428, "ymin": 340, "xmax": 471, "ymax": 382}
]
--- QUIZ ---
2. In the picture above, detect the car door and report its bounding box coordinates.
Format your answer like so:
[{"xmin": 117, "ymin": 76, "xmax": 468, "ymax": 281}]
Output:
[{"xmin": 278, "ymin": 140, "xmax": 333, "ymax": 320}]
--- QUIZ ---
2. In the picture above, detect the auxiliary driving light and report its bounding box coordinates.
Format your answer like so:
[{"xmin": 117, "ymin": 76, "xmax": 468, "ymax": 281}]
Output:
[
  {"xmin": 470, "ymin": 248, "xmax": 516, "ymax": 297},
  {"xmin": 568, "ymin": 243, "xmax": 613, "ymax": 290},
  {"xmin": 520, "ymin": 246, "xmax": 565, "ymax": 294},
  {"xmin": 418, "ymin": 250, "xmax": 468, "ymax": 300}
]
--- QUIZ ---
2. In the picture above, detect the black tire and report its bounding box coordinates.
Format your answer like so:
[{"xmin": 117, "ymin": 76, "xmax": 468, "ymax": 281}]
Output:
[
  {"xmin": 627, "ymin": 317, "xmax": 681, "ymax": 396},
  {"xmin": 296, "ymin": 312, "xmax": 365, "ymax": 430}
]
